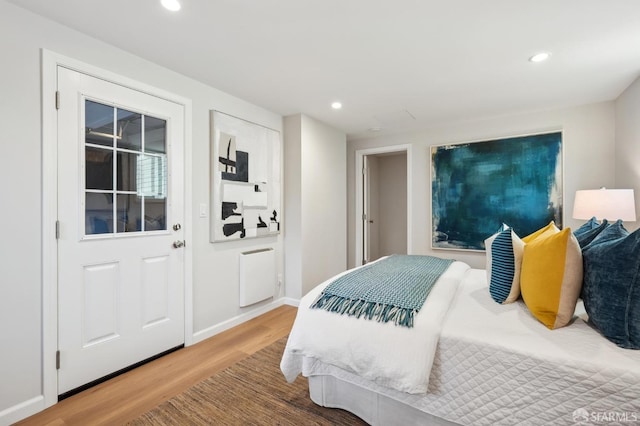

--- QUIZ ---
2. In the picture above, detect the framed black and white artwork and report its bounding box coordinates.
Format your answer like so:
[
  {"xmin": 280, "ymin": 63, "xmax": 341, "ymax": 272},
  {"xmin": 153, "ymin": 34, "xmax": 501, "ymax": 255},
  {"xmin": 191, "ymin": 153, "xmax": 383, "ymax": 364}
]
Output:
[{"xmin": 210, "ymin": 111, "xmax": 281, "ymax": 242}]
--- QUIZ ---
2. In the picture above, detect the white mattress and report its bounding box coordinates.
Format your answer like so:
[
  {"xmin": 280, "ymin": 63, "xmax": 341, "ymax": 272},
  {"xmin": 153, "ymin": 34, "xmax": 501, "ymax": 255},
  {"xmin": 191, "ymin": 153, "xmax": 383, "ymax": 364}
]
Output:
[{"xmin": 293, "ymin": 269, "xmax": 640, "ymax": 425}]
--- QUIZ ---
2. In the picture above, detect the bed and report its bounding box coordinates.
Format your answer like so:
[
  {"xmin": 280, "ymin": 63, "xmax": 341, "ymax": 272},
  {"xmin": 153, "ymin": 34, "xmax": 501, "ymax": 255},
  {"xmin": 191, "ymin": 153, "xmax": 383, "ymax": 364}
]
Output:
[{"xmin": 280, "ymin": 255, "xmax": 640, "ymax": 425}]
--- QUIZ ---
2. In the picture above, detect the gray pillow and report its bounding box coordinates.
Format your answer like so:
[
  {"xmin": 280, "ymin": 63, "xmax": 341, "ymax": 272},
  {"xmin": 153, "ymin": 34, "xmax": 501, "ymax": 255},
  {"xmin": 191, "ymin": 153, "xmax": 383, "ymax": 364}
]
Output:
[{"xmin": 582, "ymin": 220, "xmax": 640, "ymax": 349}]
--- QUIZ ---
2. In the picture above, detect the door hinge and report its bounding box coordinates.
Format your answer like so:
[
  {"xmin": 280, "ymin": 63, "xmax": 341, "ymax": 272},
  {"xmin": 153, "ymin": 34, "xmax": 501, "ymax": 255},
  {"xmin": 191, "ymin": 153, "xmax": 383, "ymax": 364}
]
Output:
[
  {"xmin": 362, "ymin": 213, "xmax": 367, "ymax": 221},
  {"xmin": 55, "ymin": 91, "xmax": 60, "ymax": 110},
  {"xmin": 56, "ymin": 350, "xmax": 60, "ymax": 370},
  {"xmin": 55, "ymin": 220, "xmax": 60, "ymax": 239},
  {"xmin": 362, "ymin": 166, "xmax": 366, "ymax": 175}
]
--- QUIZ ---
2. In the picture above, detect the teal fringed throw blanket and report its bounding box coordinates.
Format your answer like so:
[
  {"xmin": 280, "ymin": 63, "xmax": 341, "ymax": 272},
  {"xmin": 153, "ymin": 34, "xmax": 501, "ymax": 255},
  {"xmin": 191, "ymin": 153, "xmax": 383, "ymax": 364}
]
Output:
[{"xmin": 310, "ymin": 255, "xmax": 455, "ymax": 328}]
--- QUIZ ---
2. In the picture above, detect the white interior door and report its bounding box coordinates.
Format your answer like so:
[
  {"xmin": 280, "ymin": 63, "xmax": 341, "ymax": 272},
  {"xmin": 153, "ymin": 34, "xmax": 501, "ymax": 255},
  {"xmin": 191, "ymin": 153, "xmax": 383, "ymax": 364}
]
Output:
[
  {"xmin": 367, "ymin": 156, "xmax": 380, "ymax": 262},
  {"xmin": 56, "ymin": 66, "xmax": 185, "ymax": 395},
  {"xmin": 363, "ymin": 155, "xmax": 381, "ymax": 264},
  {"xmin": 363, "ymin": 155, "xmax": 370, "ymax": 264}
]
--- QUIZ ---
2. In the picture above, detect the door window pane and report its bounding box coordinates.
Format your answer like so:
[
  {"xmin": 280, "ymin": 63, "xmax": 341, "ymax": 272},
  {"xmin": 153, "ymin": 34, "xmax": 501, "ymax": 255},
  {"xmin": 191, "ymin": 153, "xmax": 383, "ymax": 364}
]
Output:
[
  {"xmin": 117, "ymin": 151, "xmax": 138, "ymax": 192},
  {"xmin": 117, "ymin": 109, "xmax": 142, "ymax": 151},
  {"xmin": 145, "ymin": 116, "xmax": 166, "ymax": 154},
  {"xmin": 86, "ymin": 193, "xmax": 113, "ymax": 234},
  {"xmin": 145, "ymin": 198, "xmax": 167, "ymax": 231},
  {"xmin": 85, "ymin": 101, "xmax": 115, "ymax": 147},
  {"xmin": 137, "ymin": 154, "xmax": 167, "ymax": 199},
  {"xmin": 116, "ymin": 194, "xmax": 142, "ymax": 233},
  {"xmin": 86, "ymin": 147, "xmax": 113, "ymax": 190}
]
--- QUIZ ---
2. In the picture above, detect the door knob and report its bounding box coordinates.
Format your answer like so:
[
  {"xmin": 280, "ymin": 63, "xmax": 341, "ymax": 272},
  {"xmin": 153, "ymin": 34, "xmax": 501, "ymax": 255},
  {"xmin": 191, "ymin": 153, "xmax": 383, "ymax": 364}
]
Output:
[
  {"xmin": 173, "ymin": 223, "xmax": 182, "ymax": 231},
  {"xmin": 172, "ymin": 240, "xmax": 185, "ymax": 248}
]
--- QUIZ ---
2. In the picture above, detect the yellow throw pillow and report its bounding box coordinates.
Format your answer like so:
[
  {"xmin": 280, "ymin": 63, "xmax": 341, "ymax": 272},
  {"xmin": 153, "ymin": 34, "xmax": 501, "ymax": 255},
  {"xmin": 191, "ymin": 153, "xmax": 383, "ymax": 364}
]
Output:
[
  {"xmin": 520, "ymin": 227, "xmax": 583, "ymax": 329},
  {"xmin": 522, "ymin": 221, "xmax": 559, "ymax": 243}
]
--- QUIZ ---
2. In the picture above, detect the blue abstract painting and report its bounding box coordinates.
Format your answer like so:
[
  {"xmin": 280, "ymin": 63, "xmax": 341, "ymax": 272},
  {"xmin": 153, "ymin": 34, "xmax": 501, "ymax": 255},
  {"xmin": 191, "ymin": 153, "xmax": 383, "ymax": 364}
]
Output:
[{"xmin": 431, "ymin": 132, "xmax": 562, "ymax": 251}]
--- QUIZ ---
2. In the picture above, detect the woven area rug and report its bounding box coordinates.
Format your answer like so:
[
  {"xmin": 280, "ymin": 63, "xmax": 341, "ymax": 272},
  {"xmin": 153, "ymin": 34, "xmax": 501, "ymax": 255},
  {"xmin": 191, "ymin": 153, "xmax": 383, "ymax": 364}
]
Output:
[{"xmin": 128, "ymin": 337, "xmax": 366, "ymax": 425}]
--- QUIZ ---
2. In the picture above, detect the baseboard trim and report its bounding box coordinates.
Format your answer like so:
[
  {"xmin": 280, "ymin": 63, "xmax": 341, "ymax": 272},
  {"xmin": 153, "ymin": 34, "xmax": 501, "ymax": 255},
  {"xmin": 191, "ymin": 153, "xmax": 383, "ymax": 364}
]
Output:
[
  {"xmin": 0, "ymin": 395, "xmax": 44, "ymax": 425},
  {"xmin": 192, "ymin": 297, "xmax": 298, "ymax": 345},
  {"xmin": 282, "ymin": 297, "xmax": 300, "ymax": 307}
]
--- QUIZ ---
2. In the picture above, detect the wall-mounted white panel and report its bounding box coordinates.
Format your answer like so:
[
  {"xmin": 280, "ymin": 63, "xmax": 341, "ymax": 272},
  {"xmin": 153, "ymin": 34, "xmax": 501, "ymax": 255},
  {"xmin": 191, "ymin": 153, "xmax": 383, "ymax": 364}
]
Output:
[
  {"xmin": 83, "ymin": 262, "xmax": 120, "ymax": 347},
  {"xmin": 239, "ymin": 248, "xmax": 276, "ymax": 307},
  {"xmin": 141, "ymin": 255, "xmax": 170, "ymax": 328}
]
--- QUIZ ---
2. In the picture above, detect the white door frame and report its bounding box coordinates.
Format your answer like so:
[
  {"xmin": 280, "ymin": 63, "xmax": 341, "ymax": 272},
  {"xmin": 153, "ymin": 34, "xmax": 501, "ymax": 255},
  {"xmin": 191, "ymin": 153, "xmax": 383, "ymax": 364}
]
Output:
[
  {"xmin": 41, "ymin": 50, "xmax": 193, "ymax": 408},
  {"xmin": 355, "ymin": 144, "xmax": 412, "ymax": 267}
]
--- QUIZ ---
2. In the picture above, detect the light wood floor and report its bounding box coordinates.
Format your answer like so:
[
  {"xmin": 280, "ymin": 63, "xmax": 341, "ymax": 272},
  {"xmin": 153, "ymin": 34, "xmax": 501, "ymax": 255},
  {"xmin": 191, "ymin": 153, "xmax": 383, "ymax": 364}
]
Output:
[{"xmin": 17, "ymin": 305, "xmax": 298, "ymax": 426}]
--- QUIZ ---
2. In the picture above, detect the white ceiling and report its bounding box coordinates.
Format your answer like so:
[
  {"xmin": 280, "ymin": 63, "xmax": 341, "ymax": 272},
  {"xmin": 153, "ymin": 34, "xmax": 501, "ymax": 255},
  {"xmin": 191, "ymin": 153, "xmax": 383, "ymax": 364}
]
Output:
[{"xmin": 10, "ymin": 0, "xmax": 640, "ymax": 139}]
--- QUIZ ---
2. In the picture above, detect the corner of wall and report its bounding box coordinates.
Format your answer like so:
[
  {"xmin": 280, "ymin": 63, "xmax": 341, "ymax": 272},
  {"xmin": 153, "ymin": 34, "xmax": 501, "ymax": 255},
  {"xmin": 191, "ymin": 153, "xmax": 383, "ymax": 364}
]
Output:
[{"xmin": 283, "ymin": 115, "xmax": 303, "ymax": 300}]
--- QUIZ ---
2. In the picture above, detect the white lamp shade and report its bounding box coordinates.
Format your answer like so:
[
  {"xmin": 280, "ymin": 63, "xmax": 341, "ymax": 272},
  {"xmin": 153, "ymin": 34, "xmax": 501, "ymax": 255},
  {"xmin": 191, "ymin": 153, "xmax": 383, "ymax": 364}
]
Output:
[{"xmin": 572, "ymin": 188, "xmax": 637, "ymax": 222}]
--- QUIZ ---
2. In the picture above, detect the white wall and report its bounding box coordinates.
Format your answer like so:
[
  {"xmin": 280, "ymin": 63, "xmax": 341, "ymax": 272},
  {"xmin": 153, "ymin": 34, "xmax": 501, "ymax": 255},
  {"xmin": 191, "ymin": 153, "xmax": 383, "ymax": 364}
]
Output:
[
  {"xmin": 301, "ymin": 115, "xmax": 348, "ymax": 295},
  {"xmin": 347, "ymin": 102, "xmax": 617, "ymax": 269},
  {"xmin": 284, "ymin": 114, "xmax": 347, "ymax": 297},
  {"xmin": 283, "ymin": 116, "xmax": 303, "ymax": 300},
  {"xmin": 615, "ymin": 75, "xmax": 640, "ymax": 231},
  {"xmin": 0, "ymin": 1, "xmax": 284, "ymax": 422},
  {"xmin": 0, "ymin": 2, "xmax": 43, "ymax": 417}
]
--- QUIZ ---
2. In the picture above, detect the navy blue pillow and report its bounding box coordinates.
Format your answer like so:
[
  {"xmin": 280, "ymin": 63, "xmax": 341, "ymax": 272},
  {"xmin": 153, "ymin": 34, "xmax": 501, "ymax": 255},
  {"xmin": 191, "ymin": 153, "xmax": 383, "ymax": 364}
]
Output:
[
  {"xmin": 488, "ymin": 228, "xmax": 521, "ymax": 304},
  {"xmin": 574, "ymin": 216, "xmax": 599, "ymax": 235},
  {"xmin": 573, "ymin": 217, "xmax": 609, "ymax": 248},
  {"xmin": 582, "ymin": 221, "xmax": 640, "ymax": 349}
]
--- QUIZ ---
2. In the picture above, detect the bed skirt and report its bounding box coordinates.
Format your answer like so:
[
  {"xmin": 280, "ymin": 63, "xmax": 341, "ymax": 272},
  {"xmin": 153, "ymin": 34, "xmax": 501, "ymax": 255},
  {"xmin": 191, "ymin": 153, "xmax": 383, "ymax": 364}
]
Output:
[{"xmin": 309, "ymin": 375, "xmax": 461, "ymax": 426}]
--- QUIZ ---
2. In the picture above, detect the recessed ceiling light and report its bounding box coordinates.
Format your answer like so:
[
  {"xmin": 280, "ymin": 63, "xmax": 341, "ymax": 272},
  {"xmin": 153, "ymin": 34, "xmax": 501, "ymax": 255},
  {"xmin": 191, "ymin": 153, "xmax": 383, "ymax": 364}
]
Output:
[
  {"xmin": 161, "ymin": 0, "xmax": 181, "ymax": 11},
  {"xmin": 331, "ymin": 101, "xmax": 342, "ymax": 110},
  {"xmin": 529, "ymin": 52, "xmax": 551, "ymax": 63}
]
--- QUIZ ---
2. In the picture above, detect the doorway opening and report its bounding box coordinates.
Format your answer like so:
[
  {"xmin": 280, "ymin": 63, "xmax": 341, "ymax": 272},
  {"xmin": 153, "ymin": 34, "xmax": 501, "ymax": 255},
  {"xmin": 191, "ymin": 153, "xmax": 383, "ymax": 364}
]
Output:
[{"xmin": 355, "ymin": 145, "xmax": 412, "ymax": 266}]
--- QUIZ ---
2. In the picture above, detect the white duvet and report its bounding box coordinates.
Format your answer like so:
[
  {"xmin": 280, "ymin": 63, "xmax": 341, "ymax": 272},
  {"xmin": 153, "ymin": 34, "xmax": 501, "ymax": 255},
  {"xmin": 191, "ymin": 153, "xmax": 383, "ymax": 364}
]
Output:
[
  {"xmin": 280, "ymin": 259, "xmax": 470, "ymax": 394},
  {"xmin": 289, "ymin": 269, "xmax": 640, "ymax": 425}
]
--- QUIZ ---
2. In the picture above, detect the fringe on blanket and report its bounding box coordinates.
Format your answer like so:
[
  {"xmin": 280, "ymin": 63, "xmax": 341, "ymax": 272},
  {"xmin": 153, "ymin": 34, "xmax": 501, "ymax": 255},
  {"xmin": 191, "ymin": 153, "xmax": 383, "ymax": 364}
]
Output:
[{"xmin": 311, "ymin": 293, "xmax": 418, "ymax": 328}]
